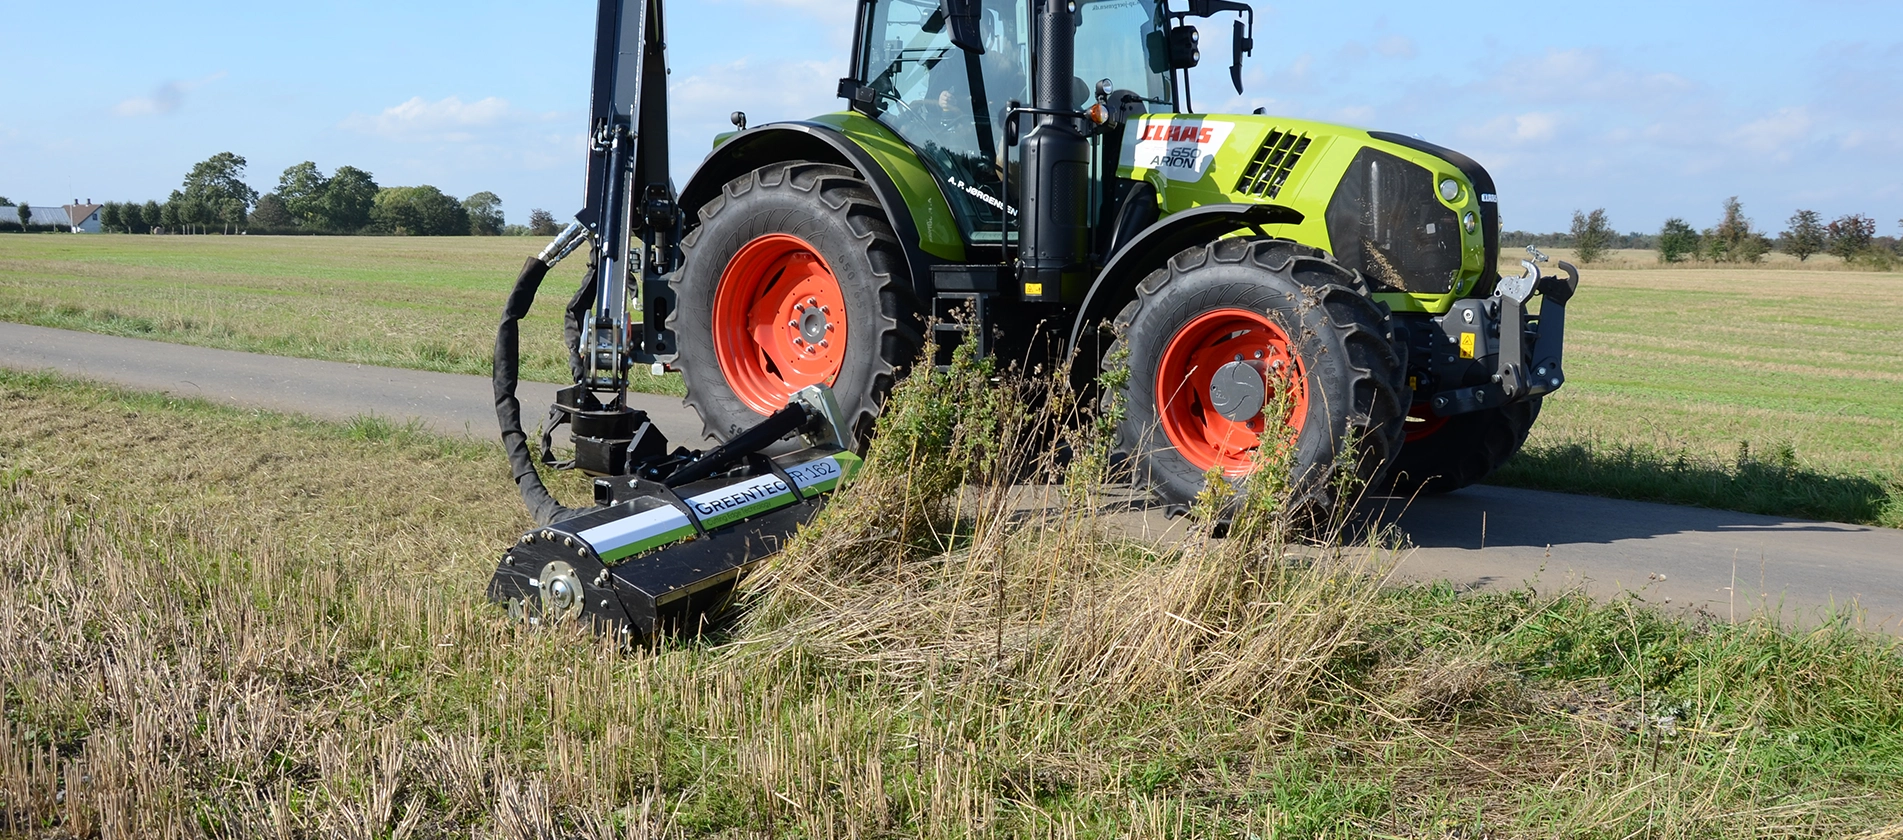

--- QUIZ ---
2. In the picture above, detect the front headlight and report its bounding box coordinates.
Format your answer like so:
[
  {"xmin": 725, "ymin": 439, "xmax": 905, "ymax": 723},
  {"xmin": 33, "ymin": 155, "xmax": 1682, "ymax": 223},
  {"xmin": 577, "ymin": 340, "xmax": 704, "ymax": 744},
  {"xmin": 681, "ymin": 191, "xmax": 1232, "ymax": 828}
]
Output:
[
  {"xmin": 1463, "ymin": 211, "xmax": 1478, "ymax": 234},
  {"xmin": 1439, "ymin": 178, "xmax": 1461, "ymax": 202}
]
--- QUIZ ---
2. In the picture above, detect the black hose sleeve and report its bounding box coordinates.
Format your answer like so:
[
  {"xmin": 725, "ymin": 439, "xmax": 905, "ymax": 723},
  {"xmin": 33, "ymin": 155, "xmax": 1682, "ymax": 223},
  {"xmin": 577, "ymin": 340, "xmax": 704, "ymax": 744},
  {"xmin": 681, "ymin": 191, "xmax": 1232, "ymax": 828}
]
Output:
[{"xmin": 495, "ymin": 255, "xmax": 584, "ymax": 526}]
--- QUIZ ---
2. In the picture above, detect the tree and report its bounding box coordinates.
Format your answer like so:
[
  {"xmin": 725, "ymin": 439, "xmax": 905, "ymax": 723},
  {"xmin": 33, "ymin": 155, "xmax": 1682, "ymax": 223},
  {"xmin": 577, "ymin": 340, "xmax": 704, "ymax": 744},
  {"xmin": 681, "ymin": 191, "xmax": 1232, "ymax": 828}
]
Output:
[
  {"xmin": 1826, "ymin": 214, "xmax": 1876, "ymax": 259},
  {"xmin": 277, "ymin": 161, "xmax": 329, "ymax": 229},
  {"xmin": 249, "ymin": 193, "xmax": 294, "ymax": 231},
  {"xmin": 371, "ymin": 185, "xmax": 469, "ymax": 236},
  {"xmin": 1702, "ymin": 196, "xmax": 1768, "ymax": 263},
  {"xmin": 528, "ymin": 208, "xmax": 559, "ymax": 236},
  {"xmin": 159, "ymin": 201, "xmax": 180, "ymax": 231},
  {"xmin": 462, "ymin": 191, "xmax": 504, "ymax": 235},
  {"xmin": 181, "ymin": 152, "xmax": 260, "ymax": 233},
  {"xmin": 142, "ymin": 201, "xmax": 162, "ymax": 233},
  {"xmin": 1779, "ymin": 209, "xmax": 1825, "ymax": 262},
  {"xmin": 1570, "ymin": 208, "xmax": 1612, "ymax": 263},
  {"xmin": 322, "ymin": 166, "xmax": 378, "ymax": 232},
  {"xmin": 17, "ymin": 203, "xmax": 30, "ymax": 230},
  {"xmin": 169, "ymin": 190, "xmax": 201, "ymax": 234},
  {"xmin": 122, "ymin": 201, "xmax": 146, "ymax": 232},
  {"xmin": 100, "ymin": 203, "xmax": 123, "ymax": 233},
  {"xmin": 1657, "ymin": 218, "xmax": 1699, "ymax": 263}
]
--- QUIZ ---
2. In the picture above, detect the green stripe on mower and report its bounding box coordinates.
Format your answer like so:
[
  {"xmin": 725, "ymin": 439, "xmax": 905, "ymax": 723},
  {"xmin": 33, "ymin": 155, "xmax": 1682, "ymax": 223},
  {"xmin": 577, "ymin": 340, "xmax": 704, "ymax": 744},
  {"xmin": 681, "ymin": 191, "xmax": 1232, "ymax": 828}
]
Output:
[{"xmin": 486, "ymin": 449, "xmax": 860, "ymax": 641}]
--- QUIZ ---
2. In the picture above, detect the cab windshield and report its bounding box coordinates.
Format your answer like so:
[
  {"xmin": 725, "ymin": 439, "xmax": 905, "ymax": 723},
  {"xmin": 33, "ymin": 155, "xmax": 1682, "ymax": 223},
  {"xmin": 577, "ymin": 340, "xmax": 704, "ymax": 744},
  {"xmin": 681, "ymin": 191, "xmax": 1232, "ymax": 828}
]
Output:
[
  {"xmin": 857, "ymin": 0, "xmax": 1173, "ymax": 243},
  {"xmin": 860, "ymin": 0, "xmax": 1028, "ymax": 242}
]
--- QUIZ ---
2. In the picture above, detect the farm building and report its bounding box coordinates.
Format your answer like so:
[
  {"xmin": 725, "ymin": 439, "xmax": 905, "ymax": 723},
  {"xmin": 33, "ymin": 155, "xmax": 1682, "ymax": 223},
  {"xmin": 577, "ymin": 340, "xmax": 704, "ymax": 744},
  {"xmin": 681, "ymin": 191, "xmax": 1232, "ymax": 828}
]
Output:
[{"xmin": 0, "ymin": 202, "xmax": 102, "ymax": 232}]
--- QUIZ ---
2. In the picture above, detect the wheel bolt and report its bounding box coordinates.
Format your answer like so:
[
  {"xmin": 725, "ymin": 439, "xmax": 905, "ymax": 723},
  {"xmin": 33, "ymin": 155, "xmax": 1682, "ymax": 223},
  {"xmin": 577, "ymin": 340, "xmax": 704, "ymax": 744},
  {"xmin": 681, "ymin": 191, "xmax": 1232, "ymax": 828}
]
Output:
[
  {"xmin": 788, "ymin": 320, "xmax": 798, "ymax": 329},
  {"xmin": 819, "ymin": 339, "xmax": 830, "ymax": 348},
  {"xmin": 795, "ymin": 303, "xmax": 805, "ymax": 313},
  {"xmin": 1254, "ymin": 350, "xmax": 1264, "ymax": 359},
  {"xmin": 794, "ymin": 337, "xmax": 804, "ymax": 345},
  {"xmin": 825, "ymin": 323, "xmax": 835, "ymax": 332},
  {"xmin": 820, "ymin": 305, "xmax": 830, "ymax": 314},
  {"xmin": 807, "ymin": 297, "xmax": 818, "ymax": 307}
]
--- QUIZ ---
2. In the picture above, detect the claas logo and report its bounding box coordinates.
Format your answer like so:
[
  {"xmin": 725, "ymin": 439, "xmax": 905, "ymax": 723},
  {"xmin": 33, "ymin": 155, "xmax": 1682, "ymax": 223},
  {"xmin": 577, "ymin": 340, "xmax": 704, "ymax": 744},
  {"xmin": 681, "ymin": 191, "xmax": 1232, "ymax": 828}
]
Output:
[{"xmin": 1139, "ymin": 123, "xmax": 1218, "ymax": 144}]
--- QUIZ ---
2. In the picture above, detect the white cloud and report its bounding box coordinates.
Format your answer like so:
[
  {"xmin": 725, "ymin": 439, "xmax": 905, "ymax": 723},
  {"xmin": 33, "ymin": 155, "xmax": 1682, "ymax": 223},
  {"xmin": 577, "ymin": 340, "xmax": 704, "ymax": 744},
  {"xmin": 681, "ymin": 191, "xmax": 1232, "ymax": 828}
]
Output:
[
  {"xmin": 1726, "ymin": 107, "xmax": 1814, "ymax": 157},
  {"xmin": 114, "ymin": 72, "xmax": 226, "ymax": 117},
  {"xmin": 340, "ymin": 96, "xmax": 521, "ymax": 142},
  {"xmin": 1375, "ymin": 36, "xmax": 1417, "ymax": 60}
]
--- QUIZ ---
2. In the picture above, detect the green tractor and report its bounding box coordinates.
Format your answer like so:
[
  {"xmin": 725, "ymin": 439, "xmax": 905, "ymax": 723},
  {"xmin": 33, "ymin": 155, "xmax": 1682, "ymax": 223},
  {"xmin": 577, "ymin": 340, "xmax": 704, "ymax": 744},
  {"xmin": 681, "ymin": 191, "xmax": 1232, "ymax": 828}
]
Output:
[
  {"xmin": 664, "ymin": 0, "xmax": 1574, "ymax": 507},
  {"xmin": 488, "ymin": 0, "xmax": 1576, "ymax": 635}
]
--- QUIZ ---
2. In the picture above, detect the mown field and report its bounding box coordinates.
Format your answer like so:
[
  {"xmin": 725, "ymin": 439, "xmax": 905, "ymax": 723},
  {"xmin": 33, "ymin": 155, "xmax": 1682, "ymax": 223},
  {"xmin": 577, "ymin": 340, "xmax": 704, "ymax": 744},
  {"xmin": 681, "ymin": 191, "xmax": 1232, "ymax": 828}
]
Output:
[
  {"xmin": 1, "ymin": 234, "xmax": 1899, "ymax": 525},
  {"xmin": 3, "ymin": 367, "xmax": 1900, "ymax": 838},
  {"xmin": 0, "ymin": 234, "xmax": 679, "ymax": 395}
]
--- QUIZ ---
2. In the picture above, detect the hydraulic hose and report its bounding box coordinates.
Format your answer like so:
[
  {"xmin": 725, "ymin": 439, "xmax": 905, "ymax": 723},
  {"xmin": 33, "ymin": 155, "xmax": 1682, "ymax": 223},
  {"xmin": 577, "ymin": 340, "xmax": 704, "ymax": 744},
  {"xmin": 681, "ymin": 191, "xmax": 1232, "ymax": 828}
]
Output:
[{"xmin": 495, "ymin": 254, "xmax": 586, "ymax": 526}]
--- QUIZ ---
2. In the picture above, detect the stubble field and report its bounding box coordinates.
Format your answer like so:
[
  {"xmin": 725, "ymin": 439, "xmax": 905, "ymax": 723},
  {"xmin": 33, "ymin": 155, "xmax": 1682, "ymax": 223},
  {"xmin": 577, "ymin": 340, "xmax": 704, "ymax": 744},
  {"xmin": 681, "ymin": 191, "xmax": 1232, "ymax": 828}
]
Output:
[{"xmin": 3, "ymin": 366, "xmax": 1900, "ymax": 837}]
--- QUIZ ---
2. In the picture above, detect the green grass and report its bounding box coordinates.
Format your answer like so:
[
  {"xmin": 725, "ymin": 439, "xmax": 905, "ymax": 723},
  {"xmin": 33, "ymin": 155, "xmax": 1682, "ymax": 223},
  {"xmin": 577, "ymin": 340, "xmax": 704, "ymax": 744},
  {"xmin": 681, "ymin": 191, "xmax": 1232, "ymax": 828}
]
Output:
[
  {"xmin": 1495, "ymin": 261, "xmax": 1903, "ymax": 527},
  {"xmin": 2, "ymin": 366, "xmax": 1900, "ymax": 837},
  {"xmin": 3, "ymin": 234, "xmax": 1900, "ymax": 525},
  {"xmin": 0, "ymin": 233, "xmax": 681, "ymax": 395}
]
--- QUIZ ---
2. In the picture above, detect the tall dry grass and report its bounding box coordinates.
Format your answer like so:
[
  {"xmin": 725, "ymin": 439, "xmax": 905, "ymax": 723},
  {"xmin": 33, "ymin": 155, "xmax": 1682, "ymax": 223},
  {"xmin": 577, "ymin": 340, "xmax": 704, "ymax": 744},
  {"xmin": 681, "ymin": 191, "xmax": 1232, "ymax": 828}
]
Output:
[{"xmin": 2, "ymin": 366, "xmax": 1900, "ymax": 838}]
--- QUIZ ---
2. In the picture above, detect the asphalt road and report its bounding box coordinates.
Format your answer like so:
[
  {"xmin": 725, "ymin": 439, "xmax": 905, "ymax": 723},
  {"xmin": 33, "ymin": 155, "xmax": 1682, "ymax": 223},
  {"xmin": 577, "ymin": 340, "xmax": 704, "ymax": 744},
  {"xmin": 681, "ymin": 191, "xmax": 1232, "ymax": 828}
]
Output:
[{"xmin": 5, "ymin": 321, "xmax": 1899, "ymax": 631}]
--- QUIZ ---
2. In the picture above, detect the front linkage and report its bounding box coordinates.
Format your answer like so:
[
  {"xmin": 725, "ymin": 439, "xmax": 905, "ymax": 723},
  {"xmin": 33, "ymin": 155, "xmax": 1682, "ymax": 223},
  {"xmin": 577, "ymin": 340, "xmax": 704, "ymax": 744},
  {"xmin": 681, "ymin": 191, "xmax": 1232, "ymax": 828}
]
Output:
[{"xmin": 1416, "ymin": 257, "xmax": 1580, "ymax": 420}]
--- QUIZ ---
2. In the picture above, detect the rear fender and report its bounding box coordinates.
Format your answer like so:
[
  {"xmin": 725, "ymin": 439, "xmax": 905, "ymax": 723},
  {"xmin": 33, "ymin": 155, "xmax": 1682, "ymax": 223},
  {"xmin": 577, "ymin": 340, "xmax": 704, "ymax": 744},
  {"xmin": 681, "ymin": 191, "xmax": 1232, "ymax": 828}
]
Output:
[
  {"xmin": 1066, "ymin": 202, "xmax": 1305, "ymax": 382},
  {"xmin": 678, "ymin": 120, "xmax": 964, "ymax": 302}
]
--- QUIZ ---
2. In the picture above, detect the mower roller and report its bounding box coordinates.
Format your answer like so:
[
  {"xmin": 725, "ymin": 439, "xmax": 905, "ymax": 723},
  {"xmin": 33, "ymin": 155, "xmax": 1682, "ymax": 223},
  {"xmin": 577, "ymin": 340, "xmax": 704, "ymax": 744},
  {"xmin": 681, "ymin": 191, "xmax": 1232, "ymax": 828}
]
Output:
[{"xmin": 489, "ymin": 0, "xmax": 1580, "ymax": 638}]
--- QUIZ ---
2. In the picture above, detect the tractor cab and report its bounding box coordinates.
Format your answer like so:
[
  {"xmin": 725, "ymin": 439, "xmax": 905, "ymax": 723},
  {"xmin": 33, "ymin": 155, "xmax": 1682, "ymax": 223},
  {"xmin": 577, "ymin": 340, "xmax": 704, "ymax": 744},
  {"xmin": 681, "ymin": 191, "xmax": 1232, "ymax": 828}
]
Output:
[{"xmin": 852, "ymin": 0, "xmax": 1176, "ymax": 243}]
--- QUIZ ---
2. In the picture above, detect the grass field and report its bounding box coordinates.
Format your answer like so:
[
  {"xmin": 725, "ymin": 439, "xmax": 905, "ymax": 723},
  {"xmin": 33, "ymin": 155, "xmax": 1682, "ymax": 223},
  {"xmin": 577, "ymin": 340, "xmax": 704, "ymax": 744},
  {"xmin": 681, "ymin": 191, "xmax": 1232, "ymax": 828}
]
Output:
[
  {"xmin": 1, "ymin": 234, "xmax": 1899, "ymax": 525},
  {"xmin": 1496, "ymin": 253, "xmax": 1903, "ymax": 527},
  {"xmin": 0, "ymin": 233, "xmax": 680, "ymax": 395},
  {"xmin": 3, "ymin": 367, "xmax": 1900, "ymax": 837}
]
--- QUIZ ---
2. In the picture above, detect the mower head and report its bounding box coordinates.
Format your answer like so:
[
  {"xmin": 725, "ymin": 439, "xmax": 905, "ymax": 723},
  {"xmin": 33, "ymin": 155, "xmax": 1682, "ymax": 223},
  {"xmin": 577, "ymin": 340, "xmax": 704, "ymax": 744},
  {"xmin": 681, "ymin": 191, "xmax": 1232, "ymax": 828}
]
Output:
[{"xmin": 487, "ymin": 385, "xmax": 859, "ymax": 642}]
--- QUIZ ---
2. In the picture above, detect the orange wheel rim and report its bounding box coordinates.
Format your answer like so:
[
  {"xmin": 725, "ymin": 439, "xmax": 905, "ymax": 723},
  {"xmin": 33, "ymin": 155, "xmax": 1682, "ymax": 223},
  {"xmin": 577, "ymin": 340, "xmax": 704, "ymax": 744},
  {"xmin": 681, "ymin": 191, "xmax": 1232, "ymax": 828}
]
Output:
[
  {"xmin": 712, "ymin": 234, "xmax": 849, "ymax": 414},
  {"xmin": 1404, "ymin": 404, "xmax": 1449, "ymax": 443},
  {"xmin": 1155, "ymin": 308, "xmax": 1308, "ymax": 476}
]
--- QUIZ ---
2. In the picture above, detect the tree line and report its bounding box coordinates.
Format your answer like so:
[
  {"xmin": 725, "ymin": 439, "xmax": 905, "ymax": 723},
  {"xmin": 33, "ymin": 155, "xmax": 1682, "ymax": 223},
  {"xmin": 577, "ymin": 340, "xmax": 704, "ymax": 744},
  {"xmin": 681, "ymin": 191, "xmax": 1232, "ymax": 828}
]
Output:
[
  {"xmin": 62, "ymin": 152, "xmax": 530, "ymax": 237},
  {"xmin": 1507, "ymin": 199, "xmax": 1900, "ymax": 269}
]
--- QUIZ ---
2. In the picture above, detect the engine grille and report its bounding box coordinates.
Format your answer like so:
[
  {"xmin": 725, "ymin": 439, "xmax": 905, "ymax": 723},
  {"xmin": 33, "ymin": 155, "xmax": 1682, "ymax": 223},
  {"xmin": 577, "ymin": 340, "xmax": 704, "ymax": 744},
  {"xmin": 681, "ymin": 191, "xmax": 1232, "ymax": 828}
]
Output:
[
  {"xmin": 1234, "ymin": 130, "xmax": 1310, "ymax": 199},
  {"xmin": 1323, "ymin": 148, "xmax": 1462, "ymax": 295}
]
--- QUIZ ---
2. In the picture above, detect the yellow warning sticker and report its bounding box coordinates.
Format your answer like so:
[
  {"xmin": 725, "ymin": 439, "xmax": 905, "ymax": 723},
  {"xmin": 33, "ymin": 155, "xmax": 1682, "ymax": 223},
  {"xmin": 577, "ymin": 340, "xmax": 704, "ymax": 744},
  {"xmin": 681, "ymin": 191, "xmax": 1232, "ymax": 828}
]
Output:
[
  {"xmin": 1024, "ymin": 283, "xmax": 1044, "ymax": 297},
  {"xmin": 1459, "ymin": 332, "xmax": 1476, "ymax": 359}
]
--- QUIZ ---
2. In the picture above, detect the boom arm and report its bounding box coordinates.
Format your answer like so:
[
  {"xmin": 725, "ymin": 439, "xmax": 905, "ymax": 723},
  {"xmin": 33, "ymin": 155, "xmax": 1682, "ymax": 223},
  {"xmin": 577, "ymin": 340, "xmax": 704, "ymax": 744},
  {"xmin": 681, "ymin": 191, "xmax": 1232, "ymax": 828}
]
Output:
[{"xmin": 576, "ymin": 0, "xmax": 679, "ymax": 405}]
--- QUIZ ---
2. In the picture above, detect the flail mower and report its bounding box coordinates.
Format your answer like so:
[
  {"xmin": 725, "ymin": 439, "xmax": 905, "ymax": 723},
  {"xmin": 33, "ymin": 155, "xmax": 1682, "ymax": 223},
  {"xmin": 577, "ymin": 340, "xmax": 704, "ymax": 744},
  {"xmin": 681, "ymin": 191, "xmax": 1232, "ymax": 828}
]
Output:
[{"xmin": 488, "ymin": 0, "xmax": 1580, "ymax": 640}]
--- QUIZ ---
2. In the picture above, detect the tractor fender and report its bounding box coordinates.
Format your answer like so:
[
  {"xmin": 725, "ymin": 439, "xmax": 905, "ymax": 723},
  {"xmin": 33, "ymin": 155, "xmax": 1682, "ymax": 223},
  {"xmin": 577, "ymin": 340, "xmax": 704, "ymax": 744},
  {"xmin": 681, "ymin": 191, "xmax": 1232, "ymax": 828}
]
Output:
[
  {"xmin": 1066, "ymin": 202, "xmax": 1305, "ymax": 369},
  {"xmin": 678, "ymin": 120, "xmax": 961, "ymax": 303}
]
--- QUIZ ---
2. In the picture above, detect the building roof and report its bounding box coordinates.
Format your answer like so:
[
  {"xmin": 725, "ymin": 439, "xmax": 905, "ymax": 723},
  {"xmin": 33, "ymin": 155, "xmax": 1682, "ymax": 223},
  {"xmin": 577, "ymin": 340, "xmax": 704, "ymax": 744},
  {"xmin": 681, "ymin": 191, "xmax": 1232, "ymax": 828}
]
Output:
[
  {"xmin": 1, "ymin": 205, "xmax": 75, "ymax": 227},
  {"xmin": 67, "ymin": 203, "xmax": 103, "ymax": 226}
]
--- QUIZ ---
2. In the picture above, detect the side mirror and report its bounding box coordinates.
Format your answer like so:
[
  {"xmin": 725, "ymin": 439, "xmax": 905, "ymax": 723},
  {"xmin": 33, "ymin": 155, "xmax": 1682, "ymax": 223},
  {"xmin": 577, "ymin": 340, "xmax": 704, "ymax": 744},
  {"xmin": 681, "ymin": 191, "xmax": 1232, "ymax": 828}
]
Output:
[
  {"xmin": 1165, "ymin": 25, "xmax": 1200, "ymax": 70},
  {"xmin": 944, "ymin": 0, "xmax": 985, "ymax": 54},
  {"xmin": 1229, "ymin": 17, "xmax": 1254, "ymax": 94}
]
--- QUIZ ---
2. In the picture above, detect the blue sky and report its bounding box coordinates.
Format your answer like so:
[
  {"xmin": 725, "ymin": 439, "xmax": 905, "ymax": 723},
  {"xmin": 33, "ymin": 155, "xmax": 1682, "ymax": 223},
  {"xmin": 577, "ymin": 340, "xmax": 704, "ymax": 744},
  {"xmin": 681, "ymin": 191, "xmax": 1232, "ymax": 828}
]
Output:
[{"xmin": 2, "ymin": 0, "xmax": 1898, "ymax": 233}]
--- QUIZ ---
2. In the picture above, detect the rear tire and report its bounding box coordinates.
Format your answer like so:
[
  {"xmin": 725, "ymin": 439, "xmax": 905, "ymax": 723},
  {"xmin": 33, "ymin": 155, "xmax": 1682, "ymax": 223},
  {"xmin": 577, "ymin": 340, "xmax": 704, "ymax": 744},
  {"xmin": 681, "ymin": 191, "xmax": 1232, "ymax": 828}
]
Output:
[
  {"xmin": 671, "ymin": 162, "xmax": 923, "ymax": 444},
  {"xmin": 1108, "ymin": 238, "xmax": 1408, "ymax": 514},
  {"xmin": 1386, "ymin": 400, "xmax": 1541, "ymax": 494}
]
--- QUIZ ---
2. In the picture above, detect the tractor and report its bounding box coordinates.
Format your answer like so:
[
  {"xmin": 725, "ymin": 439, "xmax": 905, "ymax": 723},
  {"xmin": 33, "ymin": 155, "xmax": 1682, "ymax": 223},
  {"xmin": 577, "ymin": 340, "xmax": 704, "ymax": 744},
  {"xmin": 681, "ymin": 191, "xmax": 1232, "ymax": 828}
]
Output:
[{"xmin": 487, "ymin": 0, "xmax": 1577, "ymax": 637}]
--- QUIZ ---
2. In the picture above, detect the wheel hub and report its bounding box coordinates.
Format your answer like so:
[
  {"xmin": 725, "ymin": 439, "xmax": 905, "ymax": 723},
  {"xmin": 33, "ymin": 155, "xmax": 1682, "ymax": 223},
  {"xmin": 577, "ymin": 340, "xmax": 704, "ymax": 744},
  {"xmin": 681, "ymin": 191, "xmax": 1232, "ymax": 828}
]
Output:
[
  {"xmin": 1154, "ymin": 308, "xmax": 1309, "ymax": 476},
  {"xmin": 798, "ymin": 302, "xmax": 829, "ymax": 345},
  {"xmin": 712, "ymin": 234, "xmax": 849, "ymax": 414},
  {"xmin": 1209, "ymin": 360, "xmax": 1267, "ymax": 422}
]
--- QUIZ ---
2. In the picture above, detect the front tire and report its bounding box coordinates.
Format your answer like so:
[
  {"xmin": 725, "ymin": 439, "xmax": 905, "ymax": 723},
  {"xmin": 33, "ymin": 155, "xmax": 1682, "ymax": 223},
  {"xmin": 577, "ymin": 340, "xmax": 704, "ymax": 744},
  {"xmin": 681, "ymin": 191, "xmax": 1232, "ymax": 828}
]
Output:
[
  {"xmin": 671, "ymin": 163, "xmax": 923, "ymax": 444},
  {"xmin": 1109, "ymin": 238, "xmax": 1409, "ymax": 514},
  {"xmin": 1386, "ymin": 400, "xmax": 1541, "ymax": 495}
]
